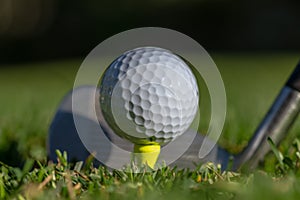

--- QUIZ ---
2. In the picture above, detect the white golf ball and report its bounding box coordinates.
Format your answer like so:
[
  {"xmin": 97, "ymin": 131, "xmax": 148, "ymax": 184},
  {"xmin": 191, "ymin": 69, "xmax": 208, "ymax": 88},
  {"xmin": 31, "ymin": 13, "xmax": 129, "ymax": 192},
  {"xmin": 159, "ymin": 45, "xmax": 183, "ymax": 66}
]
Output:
[{"xmin": 99, "ymin": 47, "xmax": 199, "ymax": 145}]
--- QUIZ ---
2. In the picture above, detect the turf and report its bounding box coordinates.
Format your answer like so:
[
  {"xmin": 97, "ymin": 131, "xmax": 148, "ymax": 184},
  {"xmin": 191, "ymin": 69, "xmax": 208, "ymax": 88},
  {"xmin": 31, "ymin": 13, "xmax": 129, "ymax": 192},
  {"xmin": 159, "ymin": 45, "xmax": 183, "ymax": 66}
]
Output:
[{"xmin": 0, "ymin": 53, "xmax": 300, "ymax": 199}]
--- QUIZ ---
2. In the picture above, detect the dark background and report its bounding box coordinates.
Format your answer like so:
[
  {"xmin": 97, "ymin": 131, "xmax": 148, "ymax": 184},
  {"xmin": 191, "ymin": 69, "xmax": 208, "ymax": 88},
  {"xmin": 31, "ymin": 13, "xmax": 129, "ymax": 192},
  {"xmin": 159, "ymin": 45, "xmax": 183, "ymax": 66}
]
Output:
[{"xmin": 0, "ymin": 0, "xmax": 300, "ymax": 63}]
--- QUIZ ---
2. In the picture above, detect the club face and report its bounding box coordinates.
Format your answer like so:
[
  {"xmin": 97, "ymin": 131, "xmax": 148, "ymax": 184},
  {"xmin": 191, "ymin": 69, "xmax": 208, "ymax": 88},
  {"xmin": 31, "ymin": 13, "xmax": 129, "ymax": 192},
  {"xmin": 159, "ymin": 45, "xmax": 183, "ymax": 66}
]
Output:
[
  {"xmin": 169, "ymin": 132, "xmax": 231, "ymax": 170},
  {"xmin": 48, "ymin": 86, "xmax": 231, "ymax": 170}
]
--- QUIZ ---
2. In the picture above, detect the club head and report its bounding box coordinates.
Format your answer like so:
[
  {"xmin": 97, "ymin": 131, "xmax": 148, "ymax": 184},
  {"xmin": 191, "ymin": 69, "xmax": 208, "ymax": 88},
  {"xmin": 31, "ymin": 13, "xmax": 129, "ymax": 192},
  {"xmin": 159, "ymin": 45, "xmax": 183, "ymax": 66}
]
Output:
[
  {"xmin": 48, "ymin": 61, "xmax": 300, "ymax": 171},
  {"xmin": 48, "ymin": 86, "xmax": 232, "ymax": 170}
]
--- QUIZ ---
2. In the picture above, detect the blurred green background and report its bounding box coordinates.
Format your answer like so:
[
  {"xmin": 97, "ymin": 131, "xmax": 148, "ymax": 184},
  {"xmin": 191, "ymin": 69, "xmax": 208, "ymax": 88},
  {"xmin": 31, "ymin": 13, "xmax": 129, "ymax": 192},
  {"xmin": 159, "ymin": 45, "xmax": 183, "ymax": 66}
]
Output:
[{"xmin": 0, "ymin": 0, "xmax": 299, "ymax": 169}]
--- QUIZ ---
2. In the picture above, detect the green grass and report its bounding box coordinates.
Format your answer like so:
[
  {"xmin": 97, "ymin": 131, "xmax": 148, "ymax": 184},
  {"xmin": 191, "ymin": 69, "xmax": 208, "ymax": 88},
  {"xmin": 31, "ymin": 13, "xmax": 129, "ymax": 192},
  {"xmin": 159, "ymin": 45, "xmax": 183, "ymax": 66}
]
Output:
[
  {"xmin": 0, "ymin": 53, "xmax": 300, "ymax": 199},
  {"xmin": 1, "ymin": 145, "xmax": 300, "ymax": 200}
]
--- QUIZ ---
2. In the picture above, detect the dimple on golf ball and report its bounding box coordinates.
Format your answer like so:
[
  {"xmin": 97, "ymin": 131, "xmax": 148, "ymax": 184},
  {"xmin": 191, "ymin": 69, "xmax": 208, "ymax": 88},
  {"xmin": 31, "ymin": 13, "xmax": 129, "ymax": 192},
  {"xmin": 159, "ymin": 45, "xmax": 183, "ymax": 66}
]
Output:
[{"xmin": 99, "ymin": 47, "xmax": 199, "ymax": 145}]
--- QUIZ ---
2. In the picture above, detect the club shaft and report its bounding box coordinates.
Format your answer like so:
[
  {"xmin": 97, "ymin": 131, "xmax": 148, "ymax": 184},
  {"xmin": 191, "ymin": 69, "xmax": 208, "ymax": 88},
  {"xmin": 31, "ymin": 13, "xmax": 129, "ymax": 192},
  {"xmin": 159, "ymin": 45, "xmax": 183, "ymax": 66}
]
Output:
[
  {"xmin": 234, "ymin": 86, "xmax": 300, "ymax": 170},
  {"xmin": 234, "ymin": 61, "xmax": 300, "ymax": 170}
]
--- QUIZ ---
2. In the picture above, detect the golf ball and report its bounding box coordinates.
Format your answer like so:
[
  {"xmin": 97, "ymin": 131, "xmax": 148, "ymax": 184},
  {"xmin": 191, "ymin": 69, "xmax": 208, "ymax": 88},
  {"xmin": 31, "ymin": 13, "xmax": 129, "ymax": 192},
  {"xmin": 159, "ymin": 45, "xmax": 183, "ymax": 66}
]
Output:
[{"xmin": 99, "ymin": 47, "xmax": 199, "ymax": 145}]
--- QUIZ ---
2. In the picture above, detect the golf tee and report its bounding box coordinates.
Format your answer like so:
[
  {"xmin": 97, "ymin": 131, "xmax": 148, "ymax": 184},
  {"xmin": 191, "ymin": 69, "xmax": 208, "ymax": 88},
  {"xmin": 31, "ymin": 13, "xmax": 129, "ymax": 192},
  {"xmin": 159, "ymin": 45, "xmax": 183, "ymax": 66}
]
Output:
[{"xmin": 133, "ymin": 144, "xmax": 161, "ymax": 169}]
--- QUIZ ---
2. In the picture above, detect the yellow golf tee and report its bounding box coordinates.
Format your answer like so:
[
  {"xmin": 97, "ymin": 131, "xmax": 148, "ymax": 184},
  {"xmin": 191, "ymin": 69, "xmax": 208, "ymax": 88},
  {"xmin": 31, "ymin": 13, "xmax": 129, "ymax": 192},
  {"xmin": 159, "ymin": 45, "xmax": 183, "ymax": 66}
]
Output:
[{"xmin": 133, "ymin": 144, "xmax": 161, "ymax": 169}]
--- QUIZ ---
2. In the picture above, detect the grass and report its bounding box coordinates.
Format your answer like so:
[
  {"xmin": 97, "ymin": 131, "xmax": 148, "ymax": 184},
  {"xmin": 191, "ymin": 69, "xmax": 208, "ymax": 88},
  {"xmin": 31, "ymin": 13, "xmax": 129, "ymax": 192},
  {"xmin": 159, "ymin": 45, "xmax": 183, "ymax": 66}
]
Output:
[
  {"xmin": 1, "ymin": 144, "xmax": 300, "ymax": 200},
  {"xmin": 0, "ymin": 53, "xmax": 300, "ymax": 199}
]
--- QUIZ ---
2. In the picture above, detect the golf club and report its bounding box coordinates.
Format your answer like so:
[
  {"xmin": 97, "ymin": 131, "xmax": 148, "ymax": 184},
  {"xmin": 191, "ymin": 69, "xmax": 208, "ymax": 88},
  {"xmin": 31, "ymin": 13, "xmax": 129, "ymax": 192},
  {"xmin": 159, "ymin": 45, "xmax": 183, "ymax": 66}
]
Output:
[
  {"xmin": 48, "ymin": 61, "xmax": 300, "ymax": 171},
  {"xmin": 232, "ymin": 60, "xmax": 300, "ymax": 170}
]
